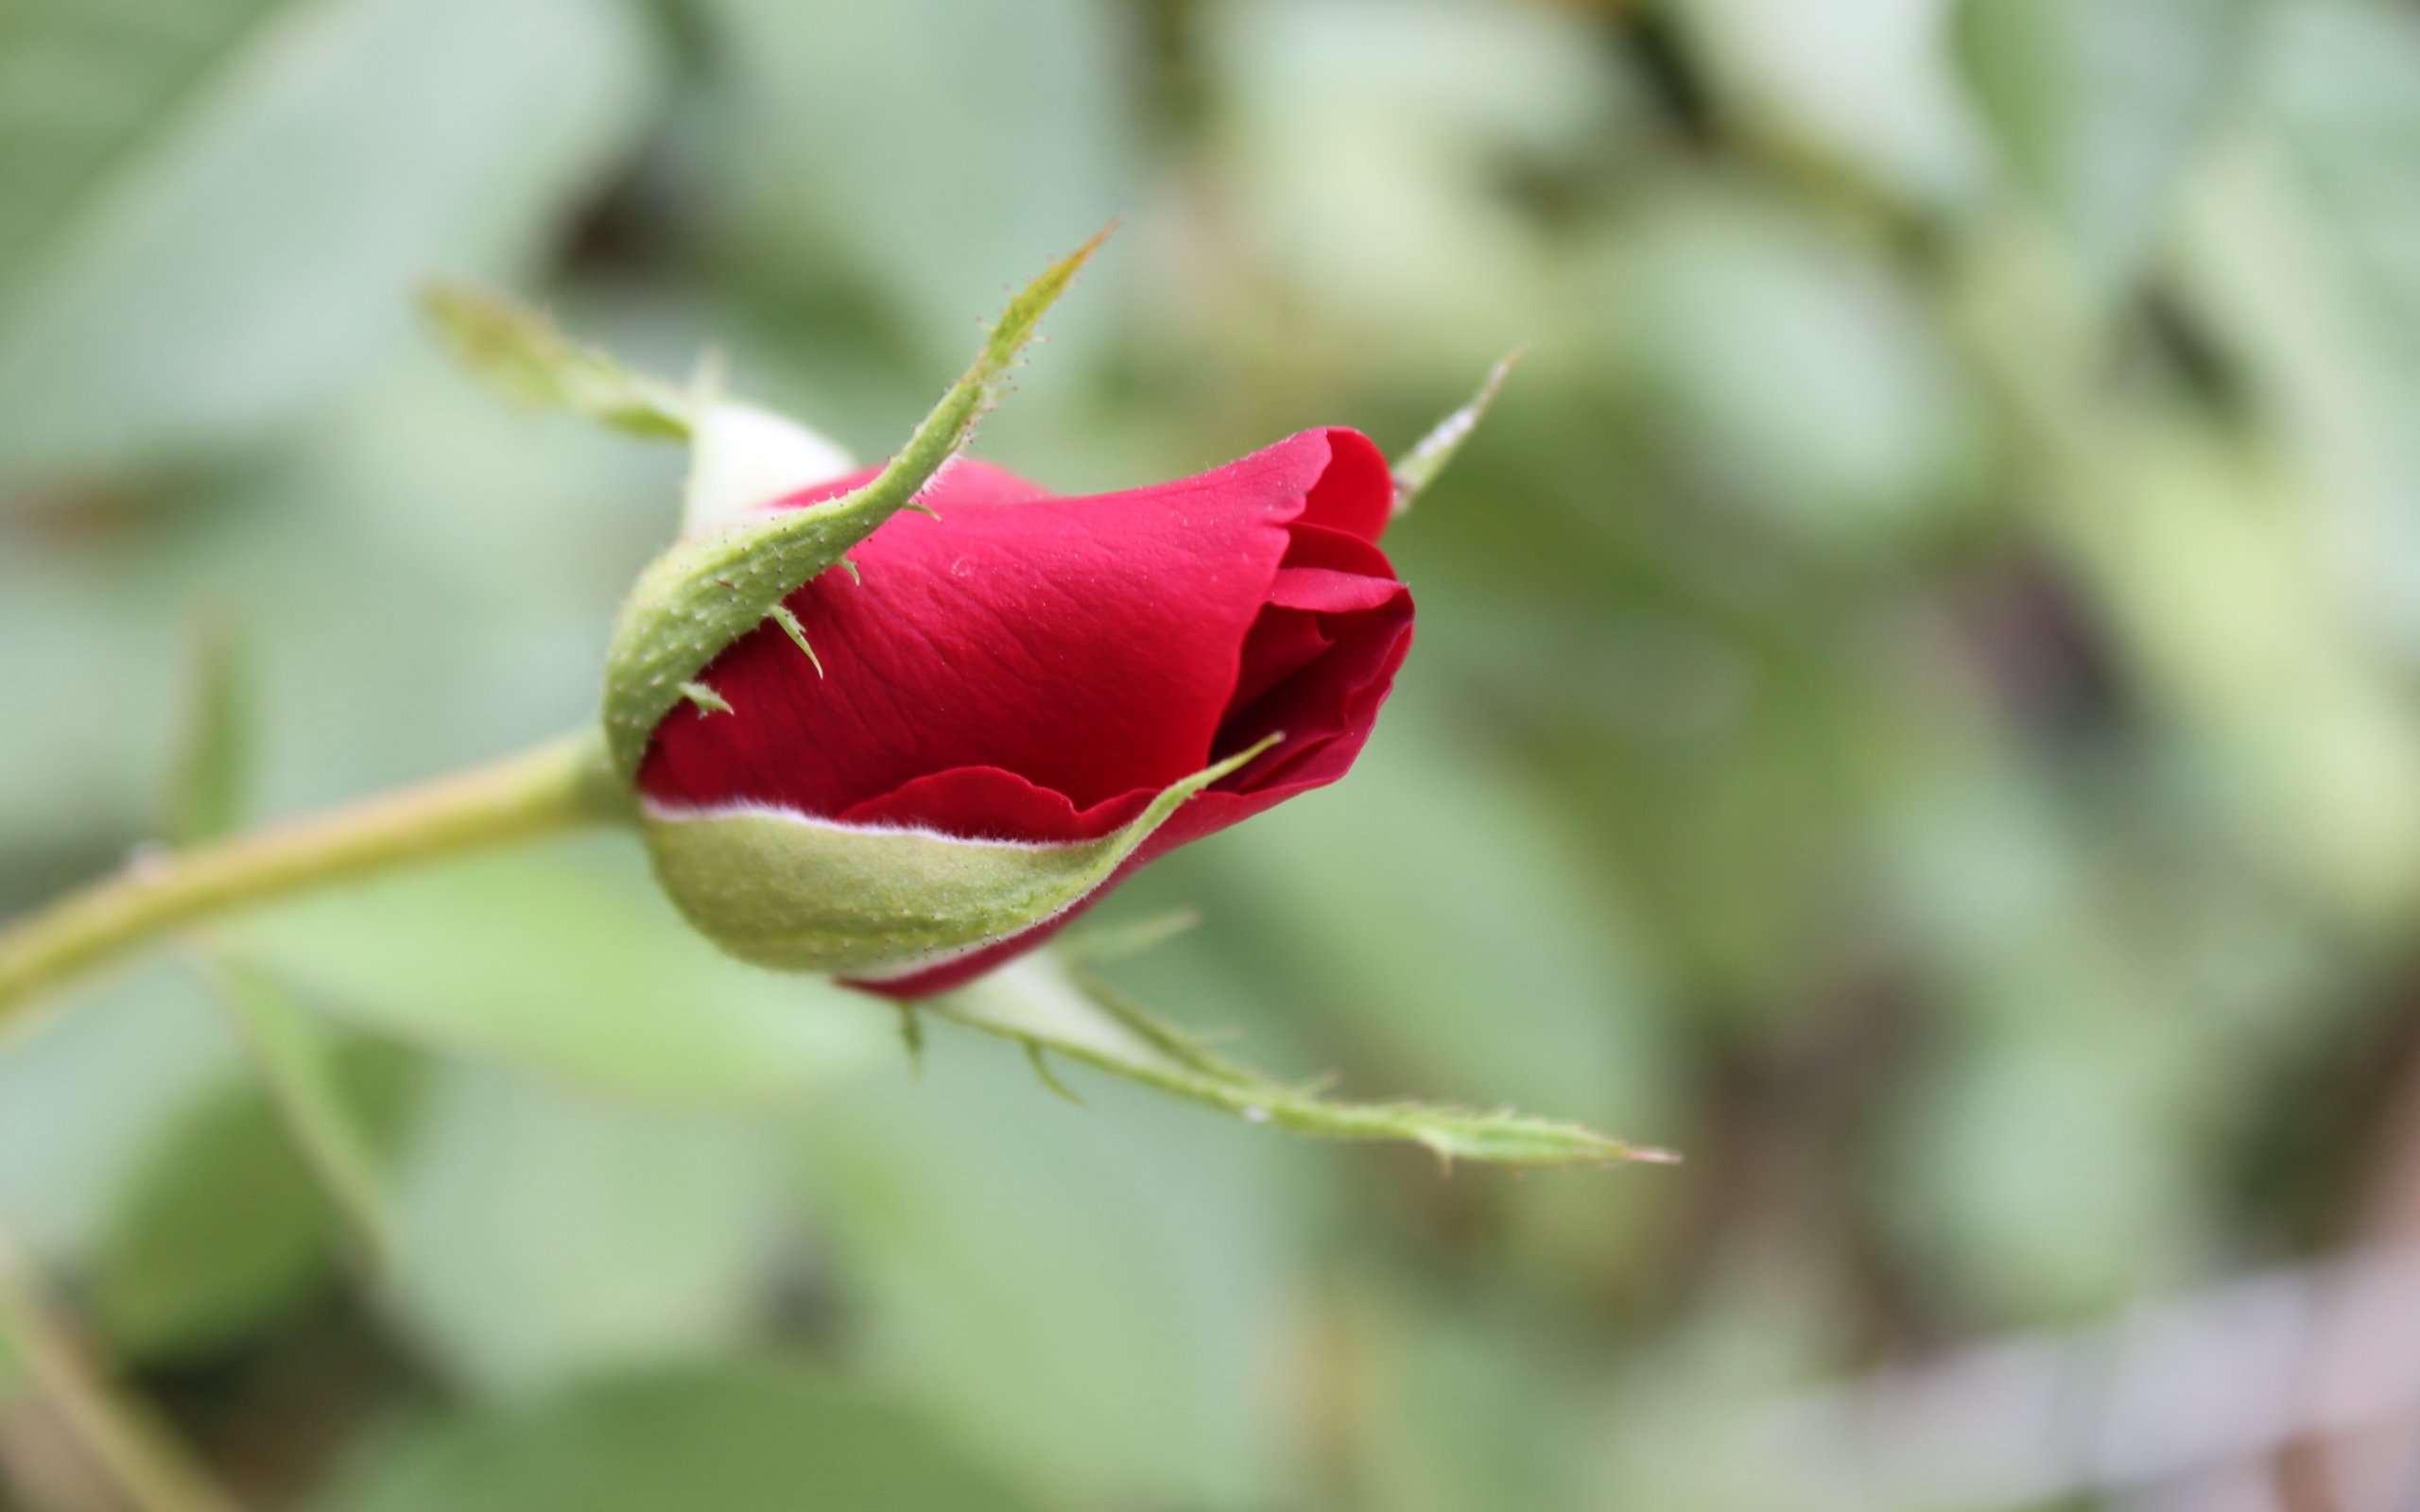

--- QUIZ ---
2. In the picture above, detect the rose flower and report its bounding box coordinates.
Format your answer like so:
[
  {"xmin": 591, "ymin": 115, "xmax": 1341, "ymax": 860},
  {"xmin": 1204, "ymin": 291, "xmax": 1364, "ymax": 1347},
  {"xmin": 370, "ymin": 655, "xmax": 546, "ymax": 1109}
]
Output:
[{"xmin": 633, "ymin": 426, "xmax": 1413, "ymax": 996}]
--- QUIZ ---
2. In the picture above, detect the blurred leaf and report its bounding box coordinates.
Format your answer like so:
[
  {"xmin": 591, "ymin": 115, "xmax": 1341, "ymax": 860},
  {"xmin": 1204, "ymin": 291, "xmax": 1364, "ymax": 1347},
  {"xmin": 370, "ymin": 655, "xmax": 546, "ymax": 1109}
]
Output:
[
  {"xmin": 1887, "ymin": 1012, "xmax": 2203, "ymax": 1320},
  {"xmin": 318, "ymin": 1361, "xmax": 1033, "ymax": 1512},
  {"xmin": 161, "ymin": 623, "xmax": 399, "ymax": 1264},
  {"xmin": 229, "ymin": 842, "xmax": 890, "ymax": 1106},
  {"xmin": 1959, "ymin": 0, "xmax": 2270, "ymax": 285},
  {"xmin": 1614, "ymin": 194, "xmax": 1980, "ymax": 541},
  {"xmin": 1676, "ymin": 0, "xmax": 1988, "ymax": 204},
  {"xmin": 164, "ymin": 622, "xmax": 251, "ymax": 848},
  {"xmin": 2261, "ymin": 0, "xmax": 2420, "ymax": 379},
  {"xmin": 1207, "ymin": 0, "xmax": 1618, "ymax": 371},
  {"xmin": 694, "ymin": 0, "xmax": 1127, "ymax": 369},
  {"xmin": 2177, "ymin": 0, "xmax": 2420, "ymax": 654},
  {"xmin": 1346, "ymin": 1297, "xmax": 1599, "ymax": 1512},
  {"xmin": 0, "ymin": 0, "xmax": 659, "ymax": 479},
  {"xmin": 793, "ymin": 1039, "xmax": 1287, "ymax": 1509},
  {"xmin": 88, "ymin": 1036, "xmax": 412, "ymax": 1363},
  {"xmin": 2091, "ymin": 423, "xmax": 2420, "ymax": 917},
  {"xmin": 380, "ymin": 1063, "xmax": 777, "ymax": 1396},
  {"xmin": 942, "ymin": 956, "xmax": 1669, "ymax": 1169},
  {"xmin": 0, "ymin": 969, "xmax": 242, "ymax": 1264},
  {"xmin": 210, "ymin": 962, "xmax": 393, "ymax": 1263},
  {"xmin": 0, "ymin": 0, "xmax": 277, "ymax": 306}
]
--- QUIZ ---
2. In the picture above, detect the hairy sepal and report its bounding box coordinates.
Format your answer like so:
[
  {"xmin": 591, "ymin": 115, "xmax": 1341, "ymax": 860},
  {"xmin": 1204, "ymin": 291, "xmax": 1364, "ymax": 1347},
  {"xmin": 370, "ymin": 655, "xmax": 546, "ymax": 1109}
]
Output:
[
  {"xmin": 638, "ymin": 737, "xmax": 1268, "ymax": 979},
  {"xmin": 1390, "ymin": 349, "xmax": 1523, "ymax": 515},
  {"xmin": 599, "ymin": 228, "xmax": 1111, "ymax": 784},
  {"xmin": 422, "ymin": 284, "xmax": 695, "ymax": 439},
  {"xmin": 941, "ymin": 954, "xmax": 1680, "ymax": 1170}
]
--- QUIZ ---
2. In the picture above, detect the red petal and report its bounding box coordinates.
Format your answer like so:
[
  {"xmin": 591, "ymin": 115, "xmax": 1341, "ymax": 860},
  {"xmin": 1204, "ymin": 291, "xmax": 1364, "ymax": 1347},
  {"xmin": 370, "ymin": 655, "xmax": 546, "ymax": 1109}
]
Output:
[
  {"xmin": 1298, "ymin": 426, "xmax": 1395, "ymax": 541},
  {"xmin": 1228, "ymin": 607, "xmax": 1334, "ymax": 714},
  {"xmin": 641, "ymin": 432, "xmax": 1349, "ymax": 818},
  {"xmin": 854, "ymin": 582, "xmax": 1412, "ymax": 1000},
  {"xmin": 837, "ymin": 765, "xmax": 1151, "ymax": 843}
]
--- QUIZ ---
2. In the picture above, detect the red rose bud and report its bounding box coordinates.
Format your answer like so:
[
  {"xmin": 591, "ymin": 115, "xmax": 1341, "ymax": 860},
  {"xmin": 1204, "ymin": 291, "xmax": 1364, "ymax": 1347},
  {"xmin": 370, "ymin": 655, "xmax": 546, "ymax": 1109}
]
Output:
[{"xmin": 632, "ymin": 427, "xmax": 1412, "ymax": 996}]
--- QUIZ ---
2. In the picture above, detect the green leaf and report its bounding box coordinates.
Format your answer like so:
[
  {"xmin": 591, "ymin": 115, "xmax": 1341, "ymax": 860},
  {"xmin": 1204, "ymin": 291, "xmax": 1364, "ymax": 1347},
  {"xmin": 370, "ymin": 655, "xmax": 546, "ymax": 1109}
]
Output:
[
  {"xmin": 378, "ymin": 1064, "xmax": 778, "ymax": 1396},
  {"xmin": 0, "ymin": 0, "xmax": 282, "ymax": 287},
  {"xmin": 0, "ymin": 968, "xmax": 244, "ymax": 1265},
  {"xmin": 87, "ymin": 1038, "xmax": 412, "ymax": 1364},
  {"xmin": 791, "ymin": 1038, "xmax": 1285, "ymax": 1508},
  {"xmin": 639, "ymin": 733, "xmax": 1271, "ymax": 980},
  {"xmin": 227, "ymin": 841, "xmax": 890, "ymax": 1106},
  {"xmin": 421, "ymin": 284, "xmax": 694, "ymax": 440},
  {"xmin": 695, "ymin": 0, "xmax": 1131, "ymax": 369},
  {"xmin": 1349, "ymin": 1299, "xmax": 1601, "ymax": 1512},
  {"xmin": 600, "ymin": 229, "xmax": 1110, "ymax": 782},
  {"xmin": 1669, "ymin": 0, "xmax": 1988, "ymax": 205},
  {"xmin": 937, "ymin": 956, "xmax": 1672, "ymax": 1170},
  {"xmin": 318, "ymin": 1361, "xmax": 1035, "ymax": 1512},
  {"xmin": 206, "ymin": 961, "xmax": 393, "ymax": 1265},
  {"xmin": 0, "ymin": 0, "xmax": 659, "ymax": 479},
  {"xmin": 1619, "ymin": 195, "xmax": 1979, "ymax": 541},
  {"xmin": 161, "ymin": 627, "xmax": 404, "ymax": 1266},
  {"xmin": 1208, "ymin": 1, "xmax": 1622, "ymax": 375},
  {"xmin": 162, "ymin": 627, "xmax": 398, "ymax": 1265},
  {"xmin": 1958, "ymin": 0, "xmax": 2271, "ymax": 286}
]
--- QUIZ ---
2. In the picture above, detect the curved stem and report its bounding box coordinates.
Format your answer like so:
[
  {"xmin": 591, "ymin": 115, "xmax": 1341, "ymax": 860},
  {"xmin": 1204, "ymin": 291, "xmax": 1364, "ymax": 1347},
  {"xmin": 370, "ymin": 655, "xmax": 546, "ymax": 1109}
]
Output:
[{"xmin": 0, "ymin": 730, "xmax": 628, "ymax": 1037}]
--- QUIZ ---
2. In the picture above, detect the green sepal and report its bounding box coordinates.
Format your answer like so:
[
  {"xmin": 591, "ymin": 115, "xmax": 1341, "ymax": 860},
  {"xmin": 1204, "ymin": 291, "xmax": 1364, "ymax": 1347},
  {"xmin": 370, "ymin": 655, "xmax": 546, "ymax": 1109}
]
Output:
[
  {"xmin": 938, "ymin": 954, "xmax": 1678, "ymax": 1170},
  {"xmin": 599, "ymin": 228, "xmax": 1111, "ymax": 784},
  {"xmin": 639, "ymin": 734, "xmax": 1270, "ymax": 979},
  {"xmin": 422, "ymin": 284, "xmax": 695, "ymax": 439},
  {"xmin": 424, "ymin": 286, "xmax": 859, "ymax": 533},
  {"xmin": 1390, "ymin": 348, "xmax": 1524, "ymax": 514}
]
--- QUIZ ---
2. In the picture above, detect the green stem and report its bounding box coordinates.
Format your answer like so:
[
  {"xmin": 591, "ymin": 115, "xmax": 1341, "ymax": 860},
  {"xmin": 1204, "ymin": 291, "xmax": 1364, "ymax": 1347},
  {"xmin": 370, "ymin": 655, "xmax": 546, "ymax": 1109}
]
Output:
[{"xmin": 0, "ymin": 730, "xmax": 627, "ymax": 1037}]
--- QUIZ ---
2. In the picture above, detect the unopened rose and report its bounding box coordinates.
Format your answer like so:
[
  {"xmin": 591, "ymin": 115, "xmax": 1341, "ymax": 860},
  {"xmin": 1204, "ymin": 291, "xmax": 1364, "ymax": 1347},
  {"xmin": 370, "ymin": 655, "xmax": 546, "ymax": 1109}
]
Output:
[{"xmin": 632, "ymin": 426, "xmax": 1412, "ymax": 996}]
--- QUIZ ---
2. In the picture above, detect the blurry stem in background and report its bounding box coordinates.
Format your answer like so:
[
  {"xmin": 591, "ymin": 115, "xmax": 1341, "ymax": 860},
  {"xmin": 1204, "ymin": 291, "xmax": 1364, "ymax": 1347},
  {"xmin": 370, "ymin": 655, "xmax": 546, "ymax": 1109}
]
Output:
[
  {"xmin": 0, "ymin": 730, "xmax": 628, "ymax": 1040},
  {"xmin": 0, "ymin": 1228, "xmax": 248, "ymax": 1512},
  {"xmin": 205, "ymin": 959, "xmax": 397, "ymax": 1268}
]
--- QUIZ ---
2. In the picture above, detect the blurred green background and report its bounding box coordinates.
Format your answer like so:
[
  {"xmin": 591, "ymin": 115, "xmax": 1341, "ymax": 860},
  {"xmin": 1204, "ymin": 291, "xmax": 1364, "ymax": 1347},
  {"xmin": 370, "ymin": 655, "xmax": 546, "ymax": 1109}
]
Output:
[{"xmin": 8, "ymin": 0, "xmax": 2420, "ymax": 1507}]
